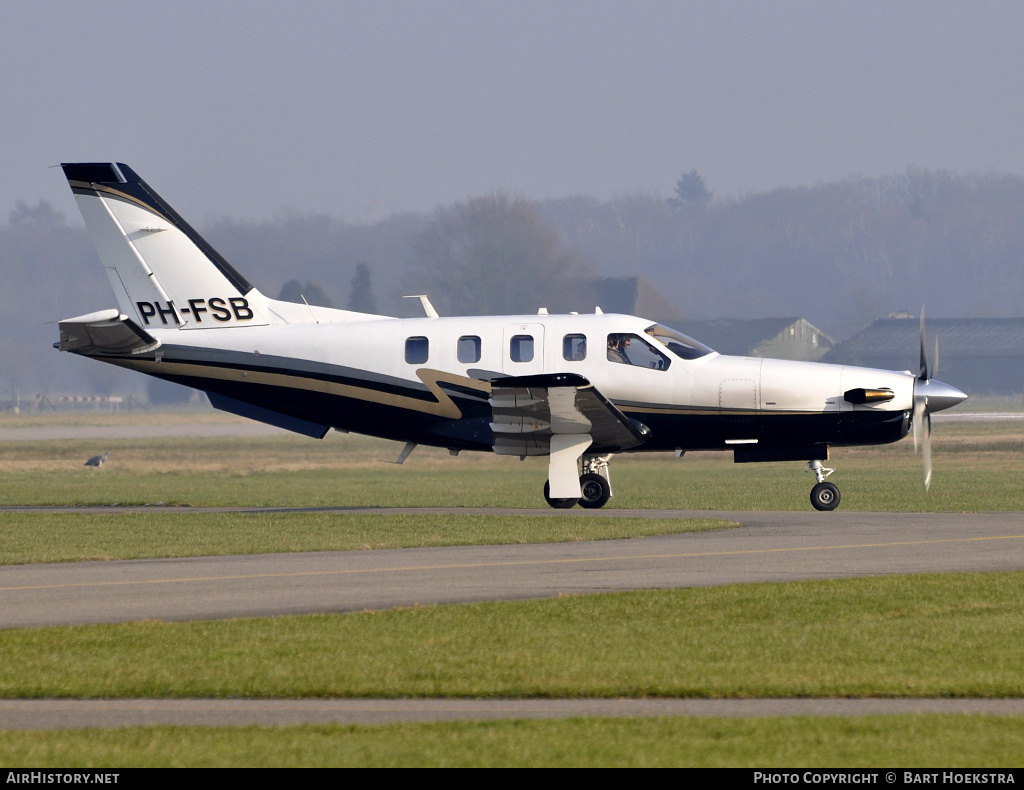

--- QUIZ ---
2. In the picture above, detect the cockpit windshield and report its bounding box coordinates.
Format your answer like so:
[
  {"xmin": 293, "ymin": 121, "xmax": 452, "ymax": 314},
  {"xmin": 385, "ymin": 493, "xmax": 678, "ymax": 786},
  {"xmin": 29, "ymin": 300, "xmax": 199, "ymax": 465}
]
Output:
[{"xmin": 645, "ymin": 323, "xmax": 715, "ymax": 360}]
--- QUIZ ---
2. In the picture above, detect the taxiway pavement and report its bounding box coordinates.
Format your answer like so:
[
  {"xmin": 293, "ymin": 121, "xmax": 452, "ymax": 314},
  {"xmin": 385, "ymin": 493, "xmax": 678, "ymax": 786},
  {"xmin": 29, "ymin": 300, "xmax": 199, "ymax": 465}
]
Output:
[{"xmin": 3, "ymin": 509, "xmax": 1022, "ymax": 630}]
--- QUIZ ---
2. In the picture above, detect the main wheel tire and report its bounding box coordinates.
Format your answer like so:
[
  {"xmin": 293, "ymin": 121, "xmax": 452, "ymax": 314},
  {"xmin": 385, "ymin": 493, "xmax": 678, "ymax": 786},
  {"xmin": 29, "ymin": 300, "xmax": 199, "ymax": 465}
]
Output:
[
  {"xmin": 578, "ymin": 473, "xmax": 611, "ymax": 509},
  {"xmin": 543, "ymin": 481, "xmax": 578, "ymax": 509},
  {"xmin": 810, "ymin": 481, "xmax": 841, "ymax": 511}
]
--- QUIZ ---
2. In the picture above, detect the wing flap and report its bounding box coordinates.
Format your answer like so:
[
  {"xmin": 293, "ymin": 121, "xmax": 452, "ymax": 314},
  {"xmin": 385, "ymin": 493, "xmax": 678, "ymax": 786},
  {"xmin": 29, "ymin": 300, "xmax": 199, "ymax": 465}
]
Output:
[
  {"xmin": 489, "ymin": 373, "xmax": 646, "ymax": 456},
  {"xmin": 56, "ymin": 309, "xmax": 160, "ymax": 357}
]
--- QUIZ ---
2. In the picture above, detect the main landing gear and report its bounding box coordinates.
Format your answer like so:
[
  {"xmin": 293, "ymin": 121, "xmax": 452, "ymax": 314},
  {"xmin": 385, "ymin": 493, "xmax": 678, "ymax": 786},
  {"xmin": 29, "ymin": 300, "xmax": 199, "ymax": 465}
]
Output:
[
  {"xmin": 543, "ymin": 455, "xmax": 613, "ymax": 509},
  {"xmin": 807, "ymin": 459, "xmax": 840, "ymax": 511}
]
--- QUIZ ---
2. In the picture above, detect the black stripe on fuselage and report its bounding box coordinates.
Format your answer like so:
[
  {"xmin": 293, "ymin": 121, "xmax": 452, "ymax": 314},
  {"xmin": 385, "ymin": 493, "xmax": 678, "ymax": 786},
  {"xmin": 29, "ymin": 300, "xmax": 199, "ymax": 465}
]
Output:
[
  {"xmin": 623, "ymin": 407, "xmax": 909, "ymax": 452},
  {"xmin": 150, "ymin": 365, "xmax": 493, "ymax": 449},
  {"xmin": 91, "ymin": 350, "xmax": 495, "ymax": 448},
  {"xmin": 155, "ymin": 348, "xmax": 491, "ymax": 409}
]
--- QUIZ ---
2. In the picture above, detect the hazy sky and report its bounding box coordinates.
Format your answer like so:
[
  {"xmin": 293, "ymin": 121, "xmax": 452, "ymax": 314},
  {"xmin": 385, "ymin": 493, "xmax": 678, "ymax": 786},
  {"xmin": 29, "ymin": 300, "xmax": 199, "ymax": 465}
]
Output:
[{"xmin": 5, "ymin": 0, "xmax": 1024, "ymax": 224}]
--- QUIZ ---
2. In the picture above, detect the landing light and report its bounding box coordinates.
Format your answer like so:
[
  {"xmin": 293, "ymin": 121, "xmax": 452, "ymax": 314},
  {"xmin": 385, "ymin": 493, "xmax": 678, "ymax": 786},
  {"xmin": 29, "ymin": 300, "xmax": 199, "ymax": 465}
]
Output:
[{"xmin": 844, "ymin": 388, "xmax": 895, "ymax": 405}]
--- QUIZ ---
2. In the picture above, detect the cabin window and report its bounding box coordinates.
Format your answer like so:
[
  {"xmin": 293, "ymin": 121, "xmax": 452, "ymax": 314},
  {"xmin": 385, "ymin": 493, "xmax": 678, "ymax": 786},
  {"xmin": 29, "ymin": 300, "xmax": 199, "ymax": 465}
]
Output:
[
  {"xmin": 509, "ymin": 334, "xmax": 534, "ymax": 363},
  {"xmin": 405, "ymin": 336, "xmax": 429, "ymax": 364},
  {"xmin": 563, "ymin": 334, "xmax": 587, "ymax": 361},
  {"xmin": 458, "ymin": 335, "xmax": 481, "ymax": 363},
  {"xmin": 606, "ymin": 333, "xmax": 671, "ymax": 370}
]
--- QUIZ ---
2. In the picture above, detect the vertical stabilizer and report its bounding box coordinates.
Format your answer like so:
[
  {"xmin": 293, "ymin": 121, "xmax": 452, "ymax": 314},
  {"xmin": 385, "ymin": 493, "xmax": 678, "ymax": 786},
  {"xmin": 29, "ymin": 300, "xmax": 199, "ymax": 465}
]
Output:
[{"xmin": 61, "ymin": 163, "xmax": 267, "ymax": 329}]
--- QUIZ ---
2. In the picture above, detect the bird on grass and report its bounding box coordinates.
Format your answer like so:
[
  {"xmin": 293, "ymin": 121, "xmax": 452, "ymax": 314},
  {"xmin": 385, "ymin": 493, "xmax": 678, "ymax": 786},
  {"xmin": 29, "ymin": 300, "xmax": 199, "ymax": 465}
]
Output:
[{"xmin": 85, "ymin": 452, "xmax": 110, "ymax": 468}]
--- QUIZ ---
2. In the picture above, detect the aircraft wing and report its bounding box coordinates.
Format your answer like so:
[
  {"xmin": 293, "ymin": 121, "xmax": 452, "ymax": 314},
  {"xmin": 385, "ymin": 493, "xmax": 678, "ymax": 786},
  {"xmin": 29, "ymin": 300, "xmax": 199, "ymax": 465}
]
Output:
[
  {"xmin": 489, "ymin": 373, "xmax": 647, "ymax": 456},
  {"xmin": 55, "ymin": 309, "xmax": 160, "ymax": 357}
]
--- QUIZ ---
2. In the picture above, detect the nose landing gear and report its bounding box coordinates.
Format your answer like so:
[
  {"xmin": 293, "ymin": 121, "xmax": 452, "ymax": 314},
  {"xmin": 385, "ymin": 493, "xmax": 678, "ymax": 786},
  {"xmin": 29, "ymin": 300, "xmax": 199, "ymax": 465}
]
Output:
[{"xmin": 807, "ymin": 459, "xmax": 840, "ymax": 511}]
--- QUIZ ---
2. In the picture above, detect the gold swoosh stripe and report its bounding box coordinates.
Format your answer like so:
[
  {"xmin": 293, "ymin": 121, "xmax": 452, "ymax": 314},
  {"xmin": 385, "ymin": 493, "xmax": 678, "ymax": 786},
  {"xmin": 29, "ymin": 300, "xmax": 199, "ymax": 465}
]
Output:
[{"xmin": 109, "ymin": 358, "xmax": 491, "ymax": 420}]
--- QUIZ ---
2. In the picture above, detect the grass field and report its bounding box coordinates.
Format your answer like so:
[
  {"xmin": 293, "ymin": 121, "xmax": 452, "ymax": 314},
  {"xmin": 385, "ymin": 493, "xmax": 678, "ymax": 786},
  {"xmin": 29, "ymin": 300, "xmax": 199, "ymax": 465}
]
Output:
[
  {"xmin": 3, "ymin": 572, "xmax": 1023, "ymax": 699},
  {"xmin": 0, "ymin": 512, "xmax": 732, "ymax": 564},
  {"xmin": 1, "ymin": 409, "xmax": 1021, "ymax": 766},
  {"xmin": 1, "ymin": 411, "xmax": 1023, "ymax": 511},
  {"xmin": 3, "ymin": 716, "xmax": 1024, "ymax": 767}
]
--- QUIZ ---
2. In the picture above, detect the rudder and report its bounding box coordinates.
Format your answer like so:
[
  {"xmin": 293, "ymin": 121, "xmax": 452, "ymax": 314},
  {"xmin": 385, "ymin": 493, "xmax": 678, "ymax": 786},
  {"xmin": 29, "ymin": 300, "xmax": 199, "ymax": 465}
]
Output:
[{"xmin": 62, "ymin": 163, "xmax": 266, "ymax": 329}]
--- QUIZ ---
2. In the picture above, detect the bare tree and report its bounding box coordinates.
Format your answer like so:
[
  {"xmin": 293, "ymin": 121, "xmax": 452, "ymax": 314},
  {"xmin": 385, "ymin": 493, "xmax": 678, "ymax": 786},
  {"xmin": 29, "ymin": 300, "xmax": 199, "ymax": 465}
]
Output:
[
  {"xmin": 347, "ymin": 262, "xmax": 378, "ymax": 313},
  {"xmin": 412, "ymin": 191, "xmax": 593, "ymax": 315},
  {"xmin": 277, "ymin": 279, "xmax": 334, "ymax": 308}
]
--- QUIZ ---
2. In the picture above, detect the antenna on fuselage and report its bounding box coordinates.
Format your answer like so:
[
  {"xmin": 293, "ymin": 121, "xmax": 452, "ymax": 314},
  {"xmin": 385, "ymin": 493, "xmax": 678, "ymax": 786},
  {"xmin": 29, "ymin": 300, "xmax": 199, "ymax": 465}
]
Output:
[
  {"xmin": 299, "ymin": 295, "xmax": 319, "ymax": 324},
  {"xmin": 404, "ymin": 295, "xmax": 439, "ymax": 318},
  {"xmin": 383, "ymin": 441, "xmax": 417, "ymax": 465}
]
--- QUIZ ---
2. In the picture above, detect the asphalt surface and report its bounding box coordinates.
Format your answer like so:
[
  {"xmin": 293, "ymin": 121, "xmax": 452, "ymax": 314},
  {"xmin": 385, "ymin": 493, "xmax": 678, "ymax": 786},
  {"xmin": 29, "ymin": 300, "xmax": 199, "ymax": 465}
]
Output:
[
  {"xmin": 0, "ymin": 422, "xmax": 289, "ymax": 441},
  {"xmin": 4, "ymin": 698, "xmax": 1024, "ymax": 730},
  {"xmin": 3, "ymin": 509, "xmax": 1023, "ymax": 630},
  {"xmin": 0, "ymin": 409, "xmax": 1015, "ymax": 442}
]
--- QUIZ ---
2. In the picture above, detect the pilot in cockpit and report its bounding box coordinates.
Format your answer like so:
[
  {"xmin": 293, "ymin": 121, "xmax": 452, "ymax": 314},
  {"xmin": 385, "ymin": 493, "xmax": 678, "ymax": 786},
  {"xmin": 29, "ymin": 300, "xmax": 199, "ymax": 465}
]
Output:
[{"xmin": 607, "ymin": 334, "xmax": 632, "ymax": 365}]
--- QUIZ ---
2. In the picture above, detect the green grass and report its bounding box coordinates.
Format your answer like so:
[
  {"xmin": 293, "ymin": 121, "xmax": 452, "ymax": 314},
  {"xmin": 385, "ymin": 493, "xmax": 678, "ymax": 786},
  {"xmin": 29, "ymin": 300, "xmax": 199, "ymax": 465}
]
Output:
[
  {"xmin": 3, "ymin": 572, "xmax": 1022, "ymax": 699},
  {"xmin": 2, "ymin": 715, "xmax": 1023, "ymax": 767},
  {"xmin": 0, "ymin": 512, "xmax": 732, "ymax": 565},
  {"xmin": 1, "ymin": 426, "xmax": 1023, "ymax": 510}
]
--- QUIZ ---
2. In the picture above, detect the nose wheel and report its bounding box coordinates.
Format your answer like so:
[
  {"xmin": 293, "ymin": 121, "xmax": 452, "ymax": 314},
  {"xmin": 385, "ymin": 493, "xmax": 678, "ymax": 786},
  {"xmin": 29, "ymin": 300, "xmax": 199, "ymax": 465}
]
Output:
[
  {"xmin": 810, "ymin": 481, "xmax": 840, "ymax": 511},
  {"xmin": 807, "ymin": 460, "xmax": 840, "ymax": 511}
]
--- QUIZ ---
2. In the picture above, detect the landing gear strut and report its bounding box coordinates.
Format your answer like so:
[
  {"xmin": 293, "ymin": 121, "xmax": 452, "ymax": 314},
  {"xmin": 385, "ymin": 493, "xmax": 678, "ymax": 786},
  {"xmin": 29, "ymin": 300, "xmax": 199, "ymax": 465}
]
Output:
[{"xmin": 807, "ymin": 459, "xmax": 840, "ymax": 511}]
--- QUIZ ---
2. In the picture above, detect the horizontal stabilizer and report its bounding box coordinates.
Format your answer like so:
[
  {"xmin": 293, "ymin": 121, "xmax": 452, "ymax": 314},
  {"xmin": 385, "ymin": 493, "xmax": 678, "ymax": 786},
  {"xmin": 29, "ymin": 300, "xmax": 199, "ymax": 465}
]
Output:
[
  {"xmin": 207, "ymin": 393, "xmax": 330, "ymax": 439},
  {"xmin": 56, "ymin": 309, "xmax": 160, "ymax": 357}
]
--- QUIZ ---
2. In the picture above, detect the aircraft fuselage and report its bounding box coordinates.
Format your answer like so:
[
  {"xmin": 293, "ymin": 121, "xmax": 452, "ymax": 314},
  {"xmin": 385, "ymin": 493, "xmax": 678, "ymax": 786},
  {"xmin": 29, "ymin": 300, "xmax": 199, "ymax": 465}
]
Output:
[{"xmin": 102, "ymin": 311, "xmax": 916, "ymax": 459}]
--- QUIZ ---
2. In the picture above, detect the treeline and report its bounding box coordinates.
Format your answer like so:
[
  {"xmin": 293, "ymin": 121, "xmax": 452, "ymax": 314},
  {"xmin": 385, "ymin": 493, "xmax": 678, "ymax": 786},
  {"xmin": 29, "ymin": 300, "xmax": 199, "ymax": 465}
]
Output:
[
  {"xmin": 3, "ymin": 168, "xmax": 1024, "ymax": 397},
  {"xmin": 540, "ymin": 169, "xmax": 1024, "ymax": 336}
]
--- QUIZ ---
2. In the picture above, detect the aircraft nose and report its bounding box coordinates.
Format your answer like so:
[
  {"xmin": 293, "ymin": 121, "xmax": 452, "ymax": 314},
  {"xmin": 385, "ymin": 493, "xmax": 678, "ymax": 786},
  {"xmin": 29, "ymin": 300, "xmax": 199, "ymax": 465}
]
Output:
[{"xmin": 916, "ymin": 378, "xmax": 968, "ymax": 414}]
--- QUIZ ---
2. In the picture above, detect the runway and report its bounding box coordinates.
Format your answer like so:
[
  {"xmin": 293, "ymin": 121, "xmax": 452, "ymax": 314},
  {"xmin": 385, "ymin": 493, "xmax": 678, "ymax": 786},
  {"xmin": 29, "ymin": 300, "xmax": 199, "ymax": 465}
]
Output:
[{"xmin": 3, "ymin": 509, "xmax": 1023, "ymax": 630}]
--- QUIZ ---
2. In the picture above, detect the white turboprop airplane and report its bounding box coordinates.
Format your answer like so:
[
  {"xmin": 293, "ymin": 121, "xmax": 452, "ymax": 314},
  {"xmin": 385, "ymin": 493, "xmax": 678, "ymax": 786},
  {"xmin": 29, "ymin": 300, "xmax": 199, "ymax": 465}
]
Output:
[{"xmin": 54, "ymin": 162, "xmax": 967, "ymax": 511}]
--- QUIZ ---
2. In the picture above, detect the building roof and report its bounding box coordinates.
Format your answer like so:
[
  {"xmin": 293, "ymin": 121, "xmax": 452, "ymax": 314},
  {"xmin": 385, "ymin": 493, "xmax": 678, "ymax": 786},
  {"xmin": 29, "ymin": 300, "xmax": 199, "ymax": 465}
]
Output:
[
  {"xmin": 674, "ymin": 318, "xmax": 801, "ymax": 355},
  {"xmin": 825, "ymin": 318, "xmax": 1024, "ymax": 365},
  {"xmin": 671, "ymin": 317, "xmax": 834, "ymax": 360}
]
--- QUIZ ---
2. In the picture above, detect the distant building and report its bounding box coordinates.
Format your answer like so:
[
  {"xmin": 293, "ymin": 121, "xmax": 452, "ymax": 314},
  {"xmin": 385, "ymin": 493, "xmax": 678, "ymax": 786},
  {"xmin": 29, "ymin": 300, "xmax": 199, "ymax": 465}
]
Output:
[
  {"xmin": 673, "ymin": 318, "xmax": 835, "ymax": 362},
  {"xmin": 823, "ymin": 317, "xmax": 1024, "ymax": 395},
  {"xmin": 590, "ymin": 277, "xmax": 834, "ymax": 362}
]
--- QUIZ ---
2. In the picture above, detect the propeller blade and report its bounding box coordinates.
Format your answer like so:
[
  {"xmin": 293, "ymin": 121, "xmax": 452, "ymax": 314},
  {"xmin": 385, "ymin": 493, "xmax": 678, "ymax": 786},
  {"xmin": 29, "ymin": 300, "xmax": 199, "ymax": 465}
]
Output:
[
  {"xmin": 919, "ymin": 308, "xmax": 928, "ymax": 381},
  {"xmin": 913, "ymin": 394, "xmax": 925, "ymax": 453},
  {"xmin": 923, "ymin": 411, "xmax": 932, "ymax": 491},
  {"xmin": 911, "ymin": 312, "xmax": 964, "ymax": 490},
  {"xmin": 915, "ymin": 307, "xmax": 934, "ymax": 489}
]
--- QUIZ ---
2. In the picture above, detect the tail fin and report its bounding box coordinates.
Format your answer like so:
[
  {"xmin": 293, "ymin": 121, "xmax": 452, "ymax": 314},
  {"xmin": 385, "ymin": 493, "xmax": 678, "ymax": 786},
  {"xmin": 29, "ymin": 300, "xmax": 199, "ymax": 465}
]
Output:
[{"xmin": 61, "ymin": 163, "xmax": 266, "ymax": 329}]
